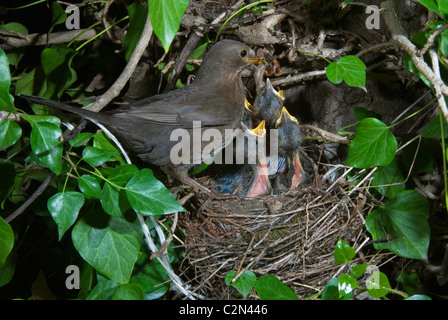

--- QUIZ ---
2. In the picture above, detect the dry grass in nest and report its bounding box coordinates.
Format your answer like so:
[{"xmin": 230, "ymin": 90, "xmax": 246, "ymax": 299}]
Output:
[{"xmin": 175, "ymin": 144, "xmax": 395, "ymax": 299}]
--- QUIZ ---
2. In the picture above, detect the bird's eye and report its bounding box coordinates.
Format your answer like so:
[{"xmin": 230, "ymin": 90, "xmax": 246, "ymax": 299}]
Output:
[{"xmin": 240, "ymin": 49, "xmax": 248, "ymax": 58}]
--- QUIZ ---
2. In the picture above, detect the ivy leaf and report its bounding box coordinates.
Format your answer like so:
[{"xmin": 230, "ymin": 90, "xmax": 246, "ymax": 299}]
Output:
[
  {"xmin": 365, "ymin": 190, "xmax": 430, "ymax": 261},
  {"xmin": 334, "ymin": 238, "xmax": 356, "ymax": 264},
  {"xmin": 112, "ymin": 283, "xmax": 144, "ymax": 300},
  {"xmin": 78, "ymin": 175, "xmax": 102, "ymax": 200},
  {"xmin": 93, "ymin": 132, "xmax": 123, "ymax": 164},
  {"xmin": 345, "ymin": 118, "xmax": 397, "ymax": 169},
  {"xmin": 0, "ymin": 120, "xmax": 22, "ymax": 151},
  {"xmin": 123, "ymin": 3, "xmax": 148, "ymax": 61},
  {"xmin": 148, "ymin": 0, "xmax": 191, "ymax": 52},
  {"xmin": 82, "ymin": 146, "xmax": 117, "ymax": 167},
  {"xmin": 326, "ymin": 55, "xmax": 366, "ymax": 91},
  {"xmin": 254, "ymin": 275, "xmax": 298, "ymax": 300},
  {"xmin": 225, "ymin": 270, "xmax": 257, "ymax": 299},
  {"xmin": 322, "ymin": 278, "xmax": 346, "ymax": 300},
  {"xmin": 338, "ymin": 274, "xmax": 357, "ymax": 299},
  {"xmin": 372, "ymin": 157, "xmax": 405, "ymax": 199},
  {"xmin": 72, "ymin": 209, "xmax": 142, "ymax": 285},
  {"xmin": 125, "ymin": 169, "xmax": 186, "ymax": 216},
  {"xmin": 48, "ymin": 191, "xmax": 85, "ymax": 240},
  {"xmin": 0, "ymin": 48, "xmax": 15, "ymax": 112},
  {"xmin": 366, "ymin": 271, "xmax": 391, "ymax": 298},
  {"xmin": 419, "ymin": 0, "xmax": 448, "ymax": 19},
  {"xmin": 101, "ymin": 181, "xmax": 131, "ymax": 218},
  {"xmin": 0, "ymin": 217, "xmax": 14, "ymax": 267},
  {"xmin": 22, "ymin": 115, "xmax": 63, "ymax": 175}
]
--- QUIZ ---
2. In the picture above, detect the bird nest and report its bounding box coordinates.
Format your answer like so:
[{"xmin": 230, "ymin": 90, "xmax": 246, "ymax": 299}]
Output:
[{"xmin": 175, "ymin": 142, "xmax": 391, "ymax": 299}]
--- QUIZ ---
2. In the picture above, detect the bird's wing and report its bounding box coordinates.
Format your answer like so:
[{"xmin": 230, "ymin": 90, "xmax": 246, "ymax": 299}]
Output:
[{"xmin": 115, "ymin": 90, "xmax": 242, "ymax": 128}]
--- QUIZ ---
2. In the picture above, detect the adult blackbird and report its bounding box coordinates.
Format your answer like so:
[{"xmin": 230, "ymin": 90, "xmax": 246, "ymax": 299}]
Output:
[
  {"xmin": 215, "ymin": 120, "xmax": 271, "ymax": 197},
  {"xmin": 20, "ymin": 39, "xmax": 260, "ymax": 193},
  {"xmin": 270, "ymin": 106, "xmax": 306, "ymax": 191}
]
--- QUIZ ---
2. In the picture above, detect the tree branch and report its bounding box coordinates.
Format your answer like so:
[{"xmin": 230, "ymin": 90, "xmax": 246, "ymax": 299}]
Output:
[{"xmin": 85, "ymin": 15, "xmax": 153, "ymax": 112}]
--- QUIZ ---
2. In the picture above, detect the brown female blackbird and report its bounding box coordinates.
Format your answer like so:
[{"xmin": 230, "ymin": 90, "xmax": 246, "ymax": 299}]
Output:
[{"xmin": 21, "ymin": 40, "xmax": 260, "ymax": 193}]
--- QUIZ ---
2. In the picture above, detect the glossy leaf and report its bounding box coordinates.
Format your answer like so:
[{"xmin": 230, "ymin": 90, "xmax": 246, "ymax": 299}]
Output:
[
  {"xmin": 23, "ymin": 115, "xmax": 63, "ymax": 175},
  {"xmin": 148, "ymin": 0, "xmax": 191, "ymax": 52},
  {"xmin": 0, "ymin": 48, "xmax": 15, "ymax": 112},
  {"xmin": 334, "ymin": 238, "xmax": 356, "ymax": 264},
  {"xmin": 130, "ymin": 253, "xmax": 171, "ymax": 300},
  {"xmin": 48, "ymin": 191, "xmax": 85, "ymax": 240},
  {"xmin": 82, "ymin": 146, "xmax": 117, "ymax": 167},
  {"xmin": 125, "ymin": 169, "xmax": 186, "ymax": 216},
  {"xmin": 366, "ymin": 270, "xmax": 391, "ymax": 298},
  {"xmin": 112, "ymin": 283, "xmax": 144, "ymax": 300},
  {"xmin": 78, "ymin": 175, "xmax": 102, "ymax": 200},
  {"xmin": 372, "ymin": 157, "xmax": 405, "ymax": 199},
  {"xmin": 72, "ymin": 209, "xmax": 142, "ymax": 284},
  {"xmin": 406, "ymin": 294, "xmax": 432, "ymax": 300},
  {"xmin": 326, "ymin": 55, "xmax": 366, "ymax": 91},
  {"xmin": 321, "ymin": 278, "xmax": 350, "ymax": 300},
  {"xmin": 225, "ymin": 270, "xmax": 257, "ymax": 299},
  {"xmin": 93, "ymin": 132, "xmax": 123, "ymax": 164},
  {"xmin": 254, "ymin": 275, "xmax": 298, "ymax": 300},
  {"xmin": 4, "ymin": 22, "xmax": 28, "ymax": 68},
  {"xmin": 419, "ymin": 0, "xmax": 448, "ymax": 19},
  {"xmin": 345, "ymin": 118, "xmax": 397, "ymax": 169},
  {"xmin": 123, "ymin": 3, "xmax": 148, "ymax": 61},
  {"xmin": 365, "ymin": 190, "xmax": 430, "ymax": 261},
  {"xmin": 0, "ymin": 217, "xmax": 14, "ymax": 266},
  {"xmin": 101, "ymin": 181, "xmax": 131, "ymax": 217},
  {"xmin": 338, "ymin": 274, "xmax": 357, "ymax": 299},
  {"xmin": 0, "ymin": 120, "xmax": 21, "ymax": 151},
  {"xmin": 68, "ymin": 132, "xmax": 94, "ymax": 148}
]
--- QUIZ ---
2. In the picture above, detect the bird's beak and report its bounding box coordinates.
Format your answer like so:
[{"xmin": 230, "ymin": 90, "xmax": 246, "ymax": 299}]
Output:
[
  {"xmin": 252, "ymin": 120, "xmax": 266, "ymax": 137},
  {"xmin": 290, "ymin": 152, "xmax": 306, "ymax": 188},
  {"xmin": 246, "ymin": 57, "xmax": 263, "ymax": 65},
  {"xmin": 266, "ymin": 78, "xmax": 285, "ymax": 101},
  {"xmin": 245, "ymin": 98, "xmax": 254, "ymax": 112},
  {"xmin": 275, "ymin": 106, "xmax": 298, "ymax": 128}
]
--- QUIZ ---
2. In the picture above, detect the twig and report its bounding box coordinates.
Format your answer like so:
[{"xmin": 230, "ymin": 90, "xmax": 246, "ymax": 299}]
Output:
[
  {"xmin": 85, "ymin": 14, "xmax": 153, "ymax": 112},
  {"xmin": 164, "ymin": 30, "xmax": 204, "ymax": 92},
  {"xmin": 5, "ymin": 172, "xmax": 55, "ymax": 223},
  {"xmin": 0, "ymin": 29, "xmax": 97, "ymax": 50}
]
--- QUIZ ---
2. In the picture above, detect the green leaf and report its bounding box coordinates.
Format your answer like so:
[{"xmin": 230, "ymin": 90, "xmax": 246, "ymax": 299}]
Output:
[
  {"xmin": 405, "ymin": 294, "xmax": 432, "ymax": 300},
  {"xmin": 93, "ymin": 131, "xmax": 123, "ymax": 164},
  {"xmin": 225, "ymin": 270, "xmax": 257, "ymax": 299},
  {"xmin": 419, "ymin": 0, "xmax": 448, "ymax": 19},
  {"xmin": 4, "ymin": 22, "xmax": 28, "ymax": 68},
  {"xmin": 40, "ymin": 45, "xmax": 77, "ymax": 99},
  {"xmin": 396, "ymin": 271, "xmax": 421, "ymax": 296},
  {"xmin": 0, "ymin": 250, "xmax": 16, "ymax": 288},
  {"xmin": 326, "ymin": 55, "xmax": 366, "ymax": 90},
  {"xmin": 112, "ymin": 283, "xmax": 144, "ymax": 300},
  {"xmin": 72, "ymin": 208, "xmax": 142, "ymax": 284},
  {"xmin": 345, "ymin": 118, "xmax": 397, "ymax": 169},
  {"xmin": 322, "ymin": 278, "xmax": 349, "ymax": 300},
  {"xmin": 0, "ymin": 120, "xmax": 21, "ymax": 151},
  {"xmin": 107, "ymin": 164, "xmax": 139, "ymax": 187},
  {"xmin": 82, "ymin": 146, "xmax": 117, "ymax": 167},
  {"xmin": 101, "ymin": 181, "xmax": 131, "ymax": 217},
  {"xmin": 372, "ymin": 157, "xmax": 405, "ymax": 199},
  {"xmin": 365, "ymin": 190, "xmax": 430, "ymax": 261},
  {"xmin": 422, "ymin": 114, "xmax": 448, "ymax": 138},
  {"xmin": 0, "ymin": 48, "xmax": 15, "ymax": 112},
  {"xmin": 51, "ymin": 2, "xmax": 67, "ymax": 27},
  {"xmin": 366, "ymin": 270, "xmax": 391, "ymax": 298},
  {"xmin": 130, "ymin": 252, "xmax": 171, "ymax": 300},
  {"xmin": 68, "ymin": 132, "xmax": 94, "ymax": 148},
  {"xmin": 351, "ymin": 264, "xmax": 369, "ymax": 278},
  {"xmin": 338, "ymin": 274, "xmax": 357, "ymax": 299},
  {"xmin": 353, "ymin": 107, "xmax": 381, "ymax": 122},
  {"xmin": 86, "ymin": 274, "xmax": 119, "ymax": 300},
  {"xmin": 125, "ymin": 169, "xmax": 186, "ymax": 216},
  {"xmin": 48, "ymin": 191, "xmax": 85, "ymax": 240},
  {"xmin": 254, "ymin": 275, "xmax": 298, "ymax": 300},
  {"xmin": 23, "ymin": 115, "xmax": 63, "ymax": 174},
  {"xmin": 148, "ymin": 0, "xmax": 191, "ymax": 52},
  {"xmin": 0, "ymin": 217, "xmax": 14, "ymax": 266},
  {"xmin": 440, "ymin": 29, "xmax": 448, "ymax": 58},
  {"xmin": 78, "ymin": 175, "xmax": 102, "ymax": 200},
  {"xmin": 123, "ymin": 3, "xmax": 148, "ymax": 61},
  {"xmin": 334, "ymin": 238, "xmax": 356, "ymax": 264}
]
